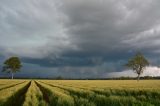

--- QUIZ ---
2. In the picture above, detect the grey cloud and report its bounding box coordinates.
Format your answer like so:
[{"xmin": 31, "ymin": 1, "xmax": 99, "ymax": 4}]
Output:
[
  {"xmin": 58, "ymin": 0, "xmax": 160, "ymax": 54},
  {"xmin": 0, "ymin": 0, "xmax": 73, "ymax": 58},
  {"xmin": 1, "ymin": 0, "xmax": 160, "ymax": 57},
  {"xmin": 0, "ymin": 0, "xmax": 160, "ymax": 78}
]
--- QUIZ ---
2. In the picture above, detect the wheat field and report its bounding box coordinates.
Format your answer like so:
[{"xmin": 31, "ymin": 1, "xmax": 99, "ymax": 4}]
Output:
[{"xmin": 0, "ymin": 80, "xmax": 160, "ymax": 106}]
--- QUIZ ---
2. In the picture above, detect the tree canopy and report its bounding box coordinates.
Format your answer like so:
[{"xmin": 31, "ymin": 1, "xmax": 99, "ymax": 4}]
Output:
[
  {"xmin": 125, "ymin": 52, "xmax": 149, "ymax": 81},
  {"xmin": 2, "ymin": 57, "xmax": 22, "ymax": 79}
]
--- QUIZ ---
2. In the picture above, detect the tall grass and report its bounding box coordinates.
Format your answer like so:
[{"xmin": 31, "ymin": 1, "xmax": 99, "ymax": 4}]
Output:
[
  {"xmin": 41, "ymin": 80, "xmax": 160, "ymax": 106},
  {"xmin": 0, "ymin": 80, "xmax": 25, "ymax": 85},
  {"xmin": 23, "ymin": 81, "xmax": 48, "ymax": 106},
  {"xmin": 0, "ymin": 80, "xmax": 159, "ymax": 106},
  {"xmin": 42, "ymin": 80, "xmax": 160, "ymax": 90},
  {"xmin": 0, "ymin": 81, "xmax": 30, "ymax": 106},
  {"xmin": 0, "ymin": 81, "xmax": 26, "ymax": 90},
  {"xmin": 36, "ymin": 81, "xmax": 74, "ymax": 106}
]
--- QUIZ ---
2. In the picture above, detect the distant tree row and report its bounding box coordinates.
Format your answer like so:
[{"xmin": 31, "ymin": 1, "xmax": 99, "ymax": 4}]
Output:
[{"xmin": 1, "ymin": 52, "xmax": 149, "ymax": 81}]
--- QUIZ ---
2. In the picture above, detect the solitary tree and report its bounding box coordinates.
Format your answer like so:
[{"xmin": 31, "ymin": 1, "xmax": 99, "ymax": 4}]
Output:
[
  {"xmin": 125, "ymin": 52, "xmax": 149, "ymax": 81},
  {"xmin": 2, "ymin": 57, "xmax": 22, "ymax": 79}
]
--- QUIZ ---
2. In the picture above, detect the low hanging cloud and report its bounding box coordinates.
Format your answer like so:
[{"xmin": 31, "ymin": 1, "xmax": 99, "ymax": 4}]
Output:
[{"xmin": 107, "ymin": 66, "xmax": 160, "ymax": 78}]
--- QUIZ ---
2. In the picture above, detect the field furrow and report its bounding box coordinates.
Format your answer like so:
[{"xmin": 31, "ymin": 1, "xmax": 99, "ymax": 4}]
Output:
[
  {"xmin": 0, "ymin": 81, "xmax": 26, "ymax": 91},
  {"xmin": 50, "ymin": 81, "xmax": 160, "ymax": 101},
  {"xmin": 0, "ymin": 80, "xmax": 160, "ymax": 106},
  {"xmin": 36, "ymin": 81, "xmax": 74, "ymax": 106},
  {"xmin": 0, "ymin": 81, "xmax": 31, "ymax": 106},
  {"xmin": 40, "ymin": 81, "xmax": 103, "ymax": 106},
  {"xmin": 41, "ymin": 80, "xmax": 160, "ymax": 106},
  {"xmin": 0, "ymin": 80, "xmax": 24, "ymax": 85},
  {"xmin": 23, "ymin": 81, "xmax": 48, "ymax": 106}
]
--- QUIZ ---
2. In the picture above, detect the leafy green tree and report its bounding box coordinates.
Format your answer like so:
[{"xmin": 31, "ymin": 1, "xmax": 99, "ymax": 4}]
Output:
[
  {"xmin": 2, "ymin": 57, "xmax": 22, "ymax": 79},
  {"xmin": 125, "ymin": 52, "xmax": 149, "ymax": 81}
]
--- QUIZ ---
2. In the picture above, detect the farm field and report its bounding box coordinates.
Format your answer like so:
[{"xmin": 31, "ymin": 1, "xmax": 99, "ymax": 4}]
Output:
[{"xmin": 0, "ymin": 80, "xmax": 160, "ymax": 106}]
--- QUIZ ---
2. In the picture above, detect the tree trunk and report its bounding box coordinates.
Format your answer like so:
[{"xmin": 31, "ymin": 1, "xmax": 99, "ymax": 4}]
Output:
[
  {"xmin": 11, "ymin": 72, "xmax": 14, "ymax": 79},
  {"xmin": 137, "ymin": 74, "xmax": 140, "ymax": 82}
]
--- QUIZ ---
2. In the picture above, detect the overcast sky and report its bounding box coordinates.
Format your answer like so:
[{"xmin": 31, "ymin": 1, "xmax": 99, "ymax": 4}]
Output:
[{"xmin": 1, "ymin": 0, "xmax": 160, "ymax": 78}]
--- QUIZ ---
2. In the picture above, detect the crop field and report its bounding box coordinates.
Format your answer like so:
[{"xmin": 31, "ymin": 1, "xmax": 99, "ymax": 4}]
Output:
[{"xmin": 0, "ymin": 80, "xmax": 160, "ymax": 106}]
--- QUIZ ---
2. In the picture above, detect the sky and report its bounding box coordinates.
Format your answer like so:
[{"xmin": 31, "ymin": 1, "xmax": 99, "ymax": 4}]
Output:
[{"xmin": 0, "ymin": 0, "xmax": 160, "ymax": 78}]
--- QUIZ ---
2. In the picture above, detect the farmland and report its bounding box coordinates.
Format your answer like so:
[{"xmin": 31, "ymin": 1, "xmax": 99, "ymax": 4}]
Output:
[{"xmin": 0, "ymin": 80, "xmax": 160, "ymax": 106}]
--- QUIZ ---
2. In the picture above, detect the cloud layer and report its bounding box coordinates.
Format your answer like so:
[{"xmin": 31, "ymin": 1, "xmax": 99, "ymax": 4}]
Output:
[{"xmin": 0, "ymin": 0, "xmax": 160, "ymax": 78}]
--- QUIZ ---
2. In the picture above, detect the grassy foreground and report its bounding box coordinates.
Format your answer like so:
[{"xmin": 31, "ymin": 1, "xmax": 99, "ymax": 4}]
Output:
[{"xmin": 0, "ymin": 80, "xmax": 159, "ymax": 106}]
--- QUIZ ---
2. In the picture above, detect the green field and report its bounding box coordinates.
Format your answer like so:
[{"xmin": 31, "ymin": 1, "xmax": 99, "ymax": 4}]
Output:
[{"xmin": 0, "ymin": 80, "xmax": 160, "ymax": 106}]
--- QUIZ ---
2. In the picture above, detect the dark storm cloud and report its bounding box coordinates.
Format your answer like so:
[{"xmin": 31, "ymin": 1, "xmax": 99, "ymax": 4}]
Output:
[
  {"xmin": 1, "ymin": 0, "xmax": 160, "ymax": 78},
  {"xmin": 59, "ymin": 0, "xmax": 160, "ymax": 54},
  {"xmin": 21, "ymin": 56, "xmax": 104, "ymax": 67}
]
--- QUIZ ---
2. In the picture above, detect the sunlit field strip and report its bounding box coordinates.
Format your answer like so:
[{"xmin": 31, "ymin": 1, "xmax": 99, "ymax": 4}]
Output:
[
  {"xmin": 42, "ymin": 80, "xmax": 160, "ymax": 90},
  {"xmin": 40, "ymin": 80, "xmax": 160, "ymax": 97},
  {"xmin": 41, "ymin": 80, "xmax": 160, "ymax": 106},
  {"xmin": 0, "ymin": 81, "xmax": 26, "ymax": 91},
  {"xmin": 43, "ymin": 80, "xmax": 160, "ymax": 96},
  {"xmin": 0, "ymin": 80, "xmax": 24, "ymax": 85},
  {"xmin": 41, "ymin": 80, "xmax": 160, "ymax": 100},
  {"xmin": 41, "ymin": 81, "xmax": 138, "ymax": 106},
  {"xmin": 43, "ymin": 81, "xmax": 130, "ymax": 106},
  {"xmin": 36, "ymin": 81, "xmax": 74, "ymax": 106},
  {"xmin": 38, "ymin": 81, "xmax": 96, "ymax": 106},
  {"xmin": 57, "ymin": 83, "xmax": 160, "ymax": 105},
  {"xmin": 0, "ymin": 80, "xmax": 159, "ymax": 106},
  {"xmin": 23, "ymin": 81, "xmax": 47, "ymax": 106},
  {"xmin": 0, "ymin": 81, "xmax": 30, "ymax": 106}
]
